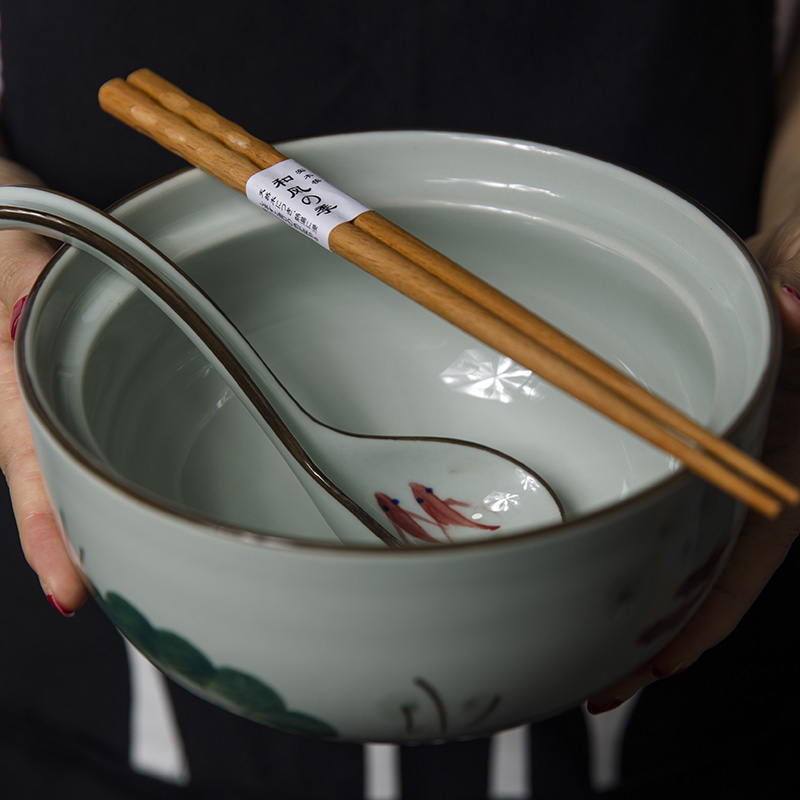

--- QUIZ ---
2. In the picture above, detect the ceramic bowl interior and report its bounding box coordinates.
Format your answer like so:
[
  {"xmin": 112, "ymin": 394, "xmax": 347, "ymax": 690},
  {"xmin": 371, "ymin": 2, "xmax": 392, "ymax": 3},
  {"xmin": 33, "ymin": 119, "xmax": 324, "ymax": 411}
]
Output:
[{"xmin": 24, "ymin": 131, "xmax": 774, "ymax": 545}]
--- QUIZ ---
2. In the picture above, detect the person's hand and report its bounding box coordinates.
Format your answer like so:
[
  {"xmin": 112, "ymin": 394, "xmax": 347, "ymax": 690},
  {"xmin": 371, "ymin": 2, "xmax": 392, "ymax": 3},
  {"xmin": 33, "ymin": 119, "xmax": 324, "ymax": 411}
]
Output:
[
  {"xmin": 0, "ymin": 157, "xmax": 88, "ymax": 615},
  {"xmin": 586, "ymin": 216, "xmax": 800, "ymax": 713}
]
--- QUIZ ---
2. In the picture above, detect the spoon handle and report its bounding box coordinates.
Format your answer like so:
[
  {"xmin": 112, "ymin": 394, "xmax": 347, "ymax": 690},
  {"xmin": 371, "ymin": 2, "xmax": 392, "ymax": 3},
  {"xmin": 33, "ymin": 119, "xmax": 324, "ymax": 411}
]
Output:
[{"xmin": 1, "ymin": 186, "xmax": 400, "ymax": 547}]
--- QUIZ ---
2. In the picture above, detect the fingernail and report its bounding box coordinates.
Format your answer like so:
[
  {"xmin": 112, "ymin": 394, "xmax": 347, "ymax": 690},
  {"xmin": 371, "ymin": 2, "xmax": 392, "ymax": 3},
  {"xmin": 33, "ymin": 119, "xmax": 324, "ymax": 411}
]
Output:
[
  {"xmin": 41, "ymin": 582, "xmax": 75, "ymax": 618},
  {"xmin": 586, "ymin": 697, "xmax": 624, "ymax": 715},
  {"xmin": 10, "ymin": 295, "xmax": 28, "ymax": 340},
  {"xmin": 652, "ymin": 664, "xmax": 685, "ymax": 680},
  {"xmin": 652, "ymin": 658, "xmax": 696, "ymax": 680},
  {"xmin": 46, "ymin": 594, "xmax": 75, "ymax": 618},
  {"xmin": 782, "ymin": 285, "xmax": 800, "ymax": 304}
]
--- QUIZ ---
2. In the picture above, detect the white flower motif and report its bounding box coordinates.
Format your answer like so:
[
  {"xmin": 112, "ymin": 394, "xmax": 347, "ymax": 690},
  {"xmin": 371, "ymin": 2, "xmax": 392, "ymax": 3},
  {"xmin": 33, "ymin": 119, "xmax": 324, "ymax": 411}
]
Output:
[
  {"xmin": 482, "ymin": 491, "xmax": 521, "ymax": 513},
  {"xmin": 440, "ymin": 348, "xmax": 541, "ymax": 404}
]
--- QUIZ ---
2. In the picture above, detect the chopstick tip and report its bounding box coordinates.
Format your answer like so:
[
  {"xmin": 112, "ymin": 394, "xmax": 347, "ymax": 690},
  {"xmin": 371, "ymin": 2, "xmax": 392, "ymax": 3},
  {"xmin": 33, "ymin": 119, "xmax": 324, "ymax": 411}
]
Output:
[{"xmin": 98, "ymin": 76, "xmax": 126, "ymax": 102}]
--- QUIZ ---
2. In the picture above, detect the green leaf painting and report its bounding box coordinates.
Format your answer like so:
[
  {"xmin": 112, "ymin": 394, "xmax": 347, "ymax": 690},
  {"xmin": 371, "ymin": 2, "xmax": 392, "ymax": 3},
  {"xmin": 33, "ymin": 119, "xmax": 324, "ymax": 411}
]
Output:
[{"xmin": 99, "ymin": 592, "xmax": 338, "ymax": 739}]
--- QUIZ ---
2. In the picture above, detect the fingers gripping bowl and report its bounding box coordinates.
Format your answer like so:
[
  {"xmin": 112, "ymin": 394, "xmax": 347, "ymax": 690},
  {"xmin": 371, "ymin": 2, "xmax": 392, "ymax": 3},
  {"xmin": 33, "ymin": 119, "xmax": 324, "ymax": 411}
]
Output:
[{"xmin": 16, "ymin": 132, "xmax": 779, "ymax": 743}]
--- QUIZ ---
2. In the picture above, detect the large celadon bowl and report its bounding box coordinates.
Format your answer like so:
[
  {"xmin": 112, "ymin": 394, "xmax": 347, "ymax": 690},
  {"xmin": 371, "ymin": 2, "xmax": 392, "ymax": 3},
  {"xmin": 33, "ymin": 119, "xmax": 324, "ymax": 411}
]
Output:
[{"xmin": 16, "ymin": 131, "xmax": 779, "ymax": 743}]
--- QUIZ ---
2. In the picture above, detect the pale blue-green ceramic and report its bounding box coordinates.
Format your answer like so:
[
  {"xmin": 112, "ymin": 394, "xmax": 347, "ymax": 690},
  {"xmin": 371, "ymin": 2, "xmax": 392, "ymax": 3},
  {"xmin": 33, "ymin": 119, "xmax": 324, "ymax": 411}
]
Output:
[{"xmin": 13, "ymin": 131, "xmax": 779, "ymax": 742}]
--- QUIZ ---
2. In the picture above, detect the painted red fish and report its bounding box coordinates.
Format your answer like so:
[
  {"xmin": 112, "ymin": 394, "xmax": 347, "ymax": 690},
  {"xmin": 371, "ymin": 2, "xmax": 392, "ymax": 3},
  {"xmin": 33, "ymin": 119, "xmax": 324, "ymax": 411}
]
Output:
[
  {"xmin": 409, "ymin": 483, "xmax": 500, "ymax": 531},
  {"xmin": 374, "ymin": 492, "xmax": 448, "ymax": 544}
]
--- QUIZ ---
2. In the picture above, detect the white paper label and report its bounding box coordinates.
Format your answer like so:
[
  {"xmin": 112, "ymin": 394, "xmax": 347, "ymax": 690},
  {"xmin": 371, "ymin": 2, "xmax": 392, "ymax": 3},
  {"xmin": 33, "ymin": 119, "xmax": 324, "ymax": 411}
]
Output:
[{"xmin": 245, "ymin": 158, "xmax": 370, "ymax": 250}]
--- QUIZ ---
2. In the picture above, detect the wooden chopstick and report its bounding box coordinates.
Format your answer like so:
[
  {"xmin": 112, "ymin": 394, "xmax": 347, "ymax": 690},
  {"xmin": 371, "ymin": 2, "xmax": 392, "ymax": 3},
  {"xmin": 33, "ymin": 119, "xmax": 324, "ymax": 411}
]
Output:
[
  {"xmin": 98, "ymin": 71, "xmax": 798, "ymax": 517},
  {"xmin": 120, "ymin": 70, "xmax": 800, "ymax": 510}
]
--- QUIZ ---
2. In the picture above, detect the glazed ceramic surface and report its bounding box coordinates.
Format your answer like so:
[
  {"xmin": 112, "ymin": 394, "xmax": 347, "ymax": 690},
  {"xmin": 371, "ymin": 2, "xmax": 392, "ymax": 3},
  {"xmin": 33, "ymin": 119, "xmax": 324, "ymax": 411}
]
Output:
[{"xmin": 16, "ymin": 131, "xmax": 779, "ymax": 742}]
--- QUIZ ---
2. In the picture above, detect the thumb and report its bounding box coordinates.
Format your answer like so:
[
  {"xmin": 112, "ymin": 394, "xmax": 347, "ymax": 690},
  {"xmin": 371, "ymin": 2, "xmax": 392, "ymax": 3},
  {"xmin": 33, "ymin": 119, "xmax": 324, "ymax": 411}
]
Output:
[
  {"xmin": 0, "ymin": 229, "xmax": 56, "ymax": 318},
  {"xmin": 0, "ymin": 158, "xmax": 56, "ymax": 313}
]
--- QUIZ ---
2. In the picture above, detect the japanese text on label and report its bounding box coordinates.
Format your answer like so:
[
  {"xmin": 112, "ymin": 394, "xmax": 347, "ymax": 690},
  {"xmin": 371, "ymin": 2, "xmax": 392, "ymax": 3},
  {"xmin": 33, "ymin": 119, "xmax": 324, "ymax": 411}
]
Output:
[{"xmin": 245, "ymin": 158, "xmax": 370, "ymax": 250}]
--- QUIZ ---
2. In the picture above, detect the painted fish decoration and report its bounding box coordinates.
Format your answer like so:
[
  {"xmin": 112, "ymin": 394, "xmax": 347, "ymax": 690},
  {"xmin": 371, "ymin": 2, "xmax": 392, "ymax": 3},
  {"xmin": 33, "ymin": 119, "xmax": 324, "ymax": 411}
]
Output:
[
  {"xmin": 374, "ymin": 492, "xmax": 449, "ymax": 544},
  {"xmin": 409, "ymin": 483, "xmax": 500, "ymax": 531}
]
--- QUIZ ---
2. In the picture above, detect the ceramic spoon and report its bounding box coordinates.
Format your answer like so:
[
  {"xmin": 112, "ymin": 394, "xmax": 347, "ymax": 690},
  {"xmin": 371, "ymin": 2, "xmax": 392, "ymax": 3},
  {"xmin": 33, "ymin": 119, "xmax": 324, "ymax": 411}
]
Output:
[{"xmin": 2, "ymin": 185, "xmax": 564, "ymax": 547}]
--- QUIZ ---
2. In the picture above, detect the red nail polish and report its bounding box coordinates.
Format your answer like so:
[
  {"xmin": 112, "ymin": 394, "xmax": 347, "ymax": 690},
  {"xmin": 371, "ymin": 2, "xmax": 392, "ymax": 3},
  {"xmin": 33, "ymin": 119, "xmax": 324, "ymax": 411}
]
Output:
[
  {"xmin": 10, "ymin": 295, "xmax": 28, "ymax": 341},
  {"xmin": 46, "ymin": 594, "xmax": 75, "ymax": 618},
  {"xmin": 783, "ymin": 285, "xmax": 800, "ymax": 304}
]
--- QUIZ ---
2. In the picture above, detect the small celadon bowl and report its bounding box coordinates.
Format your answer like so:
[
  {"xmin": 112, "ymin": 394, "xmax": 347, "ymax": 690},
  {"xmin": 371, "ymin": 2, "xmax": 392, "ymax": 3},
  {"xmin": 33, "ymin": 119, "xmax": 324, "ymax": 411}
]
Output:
[{"xmin": 15, "ymin": 131, "xmax": 779, "ymax": 743}]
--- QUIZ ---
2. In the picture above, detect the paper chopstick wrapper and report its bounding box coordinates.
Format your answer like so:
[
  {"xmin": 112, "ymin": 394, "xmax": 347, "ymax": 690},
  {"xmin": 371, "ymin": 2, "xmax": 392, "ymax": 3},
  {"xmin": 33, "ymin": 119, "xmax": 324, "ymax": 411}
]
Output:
[{"xmin": 245, "ymin": 158, "xmax": 370, "ymax": 249}]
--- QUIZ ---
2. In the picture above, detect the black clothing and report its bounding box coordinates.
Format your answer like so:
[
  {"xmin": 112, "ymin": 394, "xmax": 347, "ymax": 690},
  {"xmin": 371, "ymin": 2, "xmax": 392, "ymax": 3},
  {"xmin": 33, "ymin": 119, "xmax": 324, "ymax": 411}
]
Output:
[
  {"xmin": 0, "ymin": 2, "xmax": 791, "ymax": 798},
  {"xmin": 0, "ymin": 1, "xmax": 774, "ymax": 234}
]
